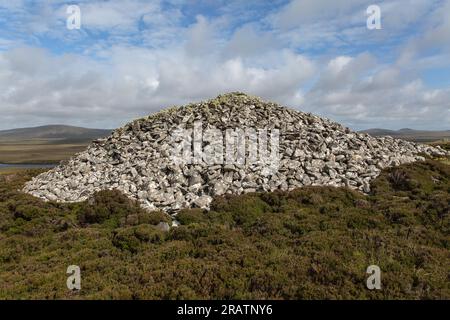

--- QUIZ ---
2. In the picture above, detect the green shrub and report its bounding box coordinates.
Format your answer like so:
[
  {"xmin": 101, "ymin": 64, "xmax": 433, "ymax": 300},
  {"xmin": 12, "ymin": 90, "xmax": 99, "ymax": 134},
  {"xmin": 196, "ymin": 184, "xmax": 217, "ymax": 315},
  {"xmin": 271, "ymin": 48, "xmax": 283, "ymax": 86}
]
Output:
[
  {"xmin": 211, "ymin": 194, "xmax": 272, "ymax": 226},
  {"xmin": 176, "ymin": 208, "xmax": 207, "ymax": 225},
  {"xmin": 14, "ymin": 205, "xmax": 40, "ymax": 221},
  {"xmin": 0, "ymin": 160, "xmax": 448, "ymax": 299},
  {"xmin": 112, "ymin": 227, "xmax": 141, "ymax": 253},
  {"xmin": 134, "ymin": 224, "xmax": 166, "ymax": 243},
  {"xmin": 138, "ymin": 211, "xmax": 171, "ymax": 225},
  {"xmin": 388, "ymin": 169, "xmax": 411, "ymax": 190},
  {"xmin": 77, "ymin": 190, "xmax": 145, "ymax": 226}
]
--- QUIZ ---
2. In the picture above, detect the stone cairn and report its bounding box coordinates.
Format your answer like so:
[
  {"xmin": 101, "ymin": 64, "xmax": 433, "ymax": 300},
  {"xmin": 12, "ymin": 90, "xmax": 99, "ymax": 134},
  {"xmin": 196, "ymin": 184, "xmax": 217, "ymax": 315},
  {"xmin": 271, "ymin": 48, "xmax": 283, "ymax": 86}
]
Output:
[{"xmin": 23, "ymin": 93, "xmax": 448, "ymax": 212}]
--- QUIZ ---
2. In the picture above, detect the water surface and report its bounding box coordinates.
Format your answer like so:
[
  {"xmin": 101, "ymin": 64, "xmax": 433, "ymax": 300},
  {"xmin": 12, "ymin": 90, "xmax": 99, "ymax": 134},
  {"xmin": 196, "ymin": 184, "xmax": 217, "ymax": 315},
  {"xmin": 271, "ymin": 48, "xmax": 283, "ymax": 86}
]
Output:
[{"xmin": 0, "ymin": 163, "xmax": 56, "ymax": 169}]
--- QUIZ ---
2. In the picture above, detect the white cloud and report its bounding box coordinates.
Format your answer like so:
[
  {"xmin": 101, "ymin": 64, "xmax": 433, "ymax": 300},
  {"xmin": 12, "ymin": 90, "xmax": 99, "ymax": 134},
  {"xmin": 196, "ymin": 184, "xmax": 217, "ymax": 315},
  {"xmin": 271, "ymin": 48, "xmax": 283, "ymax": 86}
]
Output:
[
  {"xmin": 184, "ymin": 15, "xmax": 217, "ymax": 57},
  {"xmin": 268, "ymin": 0, "xmax": 445, "ymax": 51},
  {"xmin": 0, "ymin": 44, "xmax": 316, "ymax": 129},
  {"xmin": 223, "ymin": 23, "xmax": 279, "ymax": 59},
  {"xmin": 304, "ymin": 54, "xmax": 450, "ymax": 129},
  {"xmin": 79, "ymin": 0, "xmax": 157, "ymax": 31},
  {"xmin": 270, "ymin": 0, "xmax": 364, "ymax": 29},
  {"xmin": 0, "ymin": 0, "xmax": 449, "ymax": 131}
]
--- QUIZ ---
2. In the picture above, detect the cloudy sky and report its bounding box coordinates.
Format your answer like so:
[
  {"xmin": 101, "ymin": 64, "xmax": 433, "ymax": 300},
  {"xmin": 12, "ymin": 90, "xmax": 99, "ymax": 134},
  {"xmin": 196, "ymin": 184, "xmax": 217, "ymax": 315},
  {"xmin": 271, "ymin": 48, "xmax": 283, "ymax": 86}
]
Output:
[{"xmin": 0, "ymin": 0, "xmax": 449, "ymax": 130}]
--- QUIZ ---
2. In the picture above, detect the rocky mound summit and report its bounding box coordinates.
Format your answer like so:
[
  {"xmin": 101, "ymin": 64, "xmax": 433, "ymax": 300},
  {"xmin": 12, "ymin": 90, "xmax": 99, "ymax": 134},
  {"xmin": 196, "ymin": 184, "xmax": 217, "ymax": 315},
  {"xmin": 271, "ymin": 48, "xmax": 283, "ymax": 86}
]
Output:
[{"xmin": 24, "ymin": 93, "xmax": 447, "ymax": 212}]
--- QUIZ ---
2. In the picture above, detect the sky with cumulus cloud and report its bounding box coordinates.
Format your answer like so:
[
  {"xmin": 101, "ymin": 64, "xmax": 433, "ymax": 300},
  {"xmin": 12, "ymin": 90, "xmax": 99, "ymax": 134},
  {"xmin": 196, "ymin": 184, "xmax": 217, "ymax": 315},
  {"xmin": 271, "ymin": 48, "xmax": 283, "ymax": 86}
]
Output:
[{"xmin": 0, "ymin": 0, "xmax": 449, "ymax": 130}]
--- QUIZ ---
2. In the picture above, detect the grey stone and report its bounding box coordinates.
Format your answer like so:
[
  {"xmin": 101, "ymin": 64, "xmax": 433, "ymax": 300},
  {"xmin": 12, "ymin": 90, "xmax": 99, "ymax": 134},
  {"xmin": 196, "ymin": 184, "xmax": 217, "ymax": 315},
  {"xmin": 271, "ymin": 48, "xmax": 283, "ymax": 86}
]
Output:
[
  {"xmin": 22, "ymin": 93, "xmax": 448, "ymax": 213},
  {"xmin": 156, "ymin": 222, "xmax": 170, "ymax": 232},
  {"xmin": 193, "ymin": 195, "xmax": 212, "ymax": 209}
]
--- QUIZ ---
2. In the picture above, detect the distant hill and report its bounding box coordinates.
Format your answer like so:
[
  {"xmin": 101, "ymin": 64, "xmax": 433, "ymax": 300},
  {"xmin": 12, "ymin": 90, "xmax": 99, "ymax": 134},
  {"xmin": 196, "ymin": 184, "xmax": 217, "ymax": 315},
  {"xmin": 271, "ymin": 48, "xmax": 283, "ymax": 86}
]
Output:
[
  {"xmin": 0, "ymin": 125, "xmax": 112, "ymax": 143},
  {"xmin": 360, "ymin": 128, "xmax": 450, "ymax": 143}
]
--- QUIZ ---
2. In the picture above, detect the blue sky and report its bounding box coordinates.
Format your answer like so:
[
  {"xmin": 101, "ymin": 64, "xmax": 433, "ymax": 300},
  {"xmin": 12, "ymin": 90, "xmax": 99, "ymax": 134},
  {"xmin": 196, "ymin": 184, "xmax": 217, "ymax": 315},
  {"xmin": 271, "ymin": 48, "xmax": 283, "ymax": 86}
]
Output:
[{"xmin": 0, "ymin": 0, "xmax": 449, "ymax": 130}]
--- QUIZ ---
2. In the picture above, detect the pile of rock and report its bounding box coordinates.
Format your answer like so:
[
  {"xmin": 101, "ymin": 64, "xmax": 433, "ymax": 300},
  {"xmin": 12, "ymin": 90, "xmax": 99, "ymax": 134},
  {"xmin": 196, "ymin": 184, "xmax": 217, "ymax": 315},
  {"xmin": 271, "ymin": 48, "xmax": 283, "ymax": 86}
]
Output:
[{"xmin": 23, "ymin": 93, "xmax": 447, "ymax": 212}]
